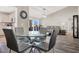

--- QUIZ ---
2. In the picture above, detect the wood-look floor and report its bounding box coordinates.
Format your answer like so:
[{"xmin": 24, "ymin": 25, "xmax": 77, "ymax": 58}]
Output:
[
  {"xmin": 0, "ymin": 33, "xmax": 79, "ymax": 53},
  {"xmin": 54, "ymin": 33, "xmax": 79, "ymax": 53}
]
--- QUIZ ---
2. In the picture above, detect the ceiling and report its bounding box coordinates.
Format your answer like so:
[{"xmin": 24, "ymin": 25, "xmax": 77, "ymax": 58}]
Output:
[
  {"xmin": 0, "ymin": 6, "xmax": 16, "ymax": 14},
  {"xmin": 0, "ymin": 6, "xmax": 67, "ymax": 18},
  {"xmin": 29, "ymin": 6, "xmax": 67, "ymax": 19}
]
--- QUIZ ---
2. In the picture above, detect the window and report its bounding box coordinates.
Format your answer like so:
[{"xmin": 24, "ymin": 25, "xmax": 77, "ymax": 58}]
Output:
[{"xmin": 29, "ymin": 19, "xmax": 41, "ymax": 31}]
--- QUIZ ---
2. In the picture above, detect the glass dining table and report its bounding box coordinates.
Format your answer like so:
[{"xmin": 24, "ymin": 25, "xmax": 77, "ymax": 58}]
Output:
[{"xmin": 16, "ymin": 31, "xmax": 46, "ymax": 53}]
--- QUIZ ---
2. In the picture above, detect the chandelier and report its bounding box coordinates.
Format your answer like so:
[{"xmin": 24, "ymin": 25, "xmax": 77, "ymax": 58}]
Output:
[{"xmin": 42, "ymin": 8, "xmax": 47, "ymax": 18}]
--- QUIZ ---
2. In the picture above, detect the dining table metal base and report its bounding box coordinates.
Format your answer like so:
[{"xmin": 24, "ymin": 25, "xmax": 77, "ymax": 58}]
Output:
[{"xmin": 29, "ymin": 46, "xmax": 41, "ymax": 53}]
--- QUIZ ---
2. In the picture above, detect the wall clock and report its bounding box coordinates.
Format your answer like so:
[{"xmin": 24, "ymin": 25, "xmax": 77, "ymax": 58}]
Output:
[{"xmin": 20, "ymin": 10, "xmax": 27, "ymax": 19}]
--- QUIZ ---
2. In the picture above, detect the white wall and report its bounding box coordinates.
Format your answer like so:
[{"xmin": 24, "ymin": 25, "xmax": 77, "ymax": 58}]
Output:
[
  {"xmin": 41, "ymin": 6, "xmax": 78, "ymax": 33},
  {"xmin": 16, "ymin": 6, "xmax": 29, "ymax": 35}
]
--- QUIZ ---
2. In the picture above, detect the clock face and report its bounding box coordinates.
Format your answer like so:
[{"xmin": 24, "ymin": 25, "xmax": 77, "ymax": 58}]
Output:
[{"xmin": 20, "ymin": 10, "xmax": 27, "ymax": 19}]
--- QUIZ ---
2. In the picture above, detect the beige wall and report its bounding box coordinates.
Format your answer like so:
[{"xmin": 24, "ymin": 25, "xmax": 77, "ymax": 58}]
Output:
[
  {"xmin": 9, "ymin": 12, "xmax": 15, "ymax": 22},
  {"xmin": 0, "ymin": 6, "xmax": 29, "ymax": 35},
  {"xmin": 0, "ymin": 11, "xmax": 16, "ymax": 35},
  {"xmin": 0, "ymin": 13, "xmax": 9, "ymax": 35},
  {"xmin": 9, "ymin": 12, "xmax": 16, "ymax": 28},
  {"xmin": 41, "ymin": 6, "xmax": 78, "ymax": 33},
  {"xmin": 0, "ymin": 13, "xmax": 9, "ymax": 22},
  {"xmin": 0, "ymin": 12, "xmax": 16, "ymax": 29},
  {"xmin": 16, "ymin": 6, "xmax": 29, "ymax": 35}
]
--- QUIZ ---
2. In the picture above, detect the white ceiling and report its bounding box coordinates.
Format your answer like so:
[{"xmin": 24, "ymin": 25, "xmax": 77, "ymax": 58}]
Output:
[
  {"xmin": 0, "ymin": 6, "xmax": 16, "ymax": 13},
  {"xmin": 0, "ymin": 6, "xmax": 67, "ymax": 19},
  {"xmin": 29, "ymin": 6, "xmax": 67, "ymax": 19}
]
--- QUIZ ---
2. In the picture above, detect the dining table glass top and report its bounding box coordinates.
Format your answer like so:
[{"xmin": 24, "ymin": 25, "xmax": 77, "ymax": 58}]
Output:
[
  {"xmin": 16, "ymin": 31, "xmax": 46, "ymax": 37},
  {"xmin": 15, "ymin": 31, "xmax": 48, "ymax": 53}
]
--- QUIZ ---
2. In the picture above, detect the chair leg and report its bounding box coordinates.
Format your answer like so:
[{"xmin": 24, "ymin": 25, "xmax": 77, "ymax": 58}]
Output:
[
  {"xmin": 53, "ymin": 48, "xmax": 54, "ymax": 53},
  {"xmin": 32, "ymin": 47, "xmax": 36, "ymax": 53},
  {"xmin": 37, "ymin": 48, "xmax": 41, "ymax": 53},
  {"xmin": 29, "ymin": 47, "xmax": 37, "ymax": 53},
  {"xmin": 29, "ymin": 47, "xmax": 33, "ymax": 53},
  {"xmin": 9, "ymin": 49, "xmax": 11, "ymax": 53}
]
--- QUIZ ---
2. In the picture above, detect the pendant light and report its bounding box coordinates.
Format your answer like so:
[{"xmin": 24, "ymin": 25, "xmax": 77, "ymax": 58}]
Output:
[{"xmin": 42, "ymin": 8, "xmax": 47, "ymax": 18}]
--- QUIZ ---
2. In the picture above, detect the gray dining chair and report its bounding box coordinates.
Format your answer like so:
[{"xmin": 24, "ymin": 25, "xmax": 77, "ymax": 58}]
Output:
[
  {"xmin": 33, "ymin": 29, "xmax": 58, "ymax": 53},
  {"xmin": 3, "ymin": 29, "xmax": 30, "ymax": 53}
]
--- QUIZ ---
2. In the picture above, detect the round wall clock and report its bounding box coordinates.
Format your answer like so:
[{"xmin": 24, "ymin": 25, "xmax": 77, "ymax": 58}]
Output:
[{"xmin": 20, "ymin": 10, "xmax": 27, "ymax": 19}]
